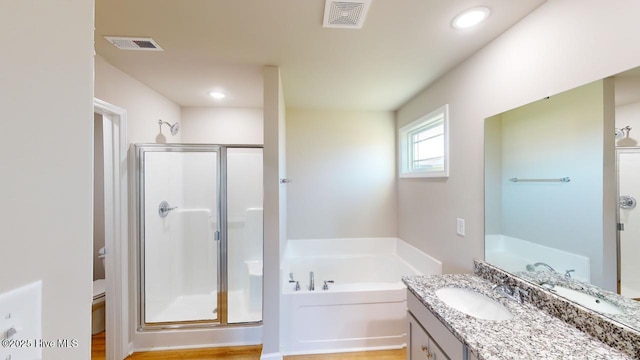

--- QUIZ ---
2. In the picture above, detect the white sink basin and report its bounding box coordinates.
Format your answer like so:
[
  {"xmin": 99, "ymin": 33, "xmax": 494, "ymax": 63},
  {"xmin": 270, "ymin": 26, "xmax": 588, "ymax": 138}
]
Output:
[
  {"xmin": 435, "ymin": 287, "xmax": 513, "ymax": 321},
  {"xmin": 550, "ymin": 286, "xmax": 624, "ymax": 315}
]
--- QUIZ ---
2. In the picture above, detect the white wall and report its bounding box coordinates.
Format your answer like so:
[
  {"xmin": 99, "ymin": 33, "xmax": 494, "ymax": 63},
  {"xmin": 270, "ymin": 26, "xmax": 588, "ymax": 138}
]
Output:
[
  {"xmin": 0, "ymin": 1, "xmax": 94, "ymax": 359},
  {"xmin": 286, "ymin": 109, "xmax": 397, "ymax": 239},
  {"xmin": 397, "ymin": 0, "xmax": 640, "ymax": 275},
  {"xmin": 95, "ymin": 55, "xmax": 182, "ymax": 144},
  {"xmin": 181, "ymin": 107, "xmax": 263, "ymax": 144}
]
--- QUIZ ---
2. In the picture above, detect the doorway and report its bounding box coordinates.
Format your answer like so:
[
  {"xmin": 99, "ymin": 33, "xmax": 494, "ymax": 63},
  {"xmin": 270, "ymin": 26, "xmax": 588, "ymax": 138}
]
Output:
[{"xmin": 93, "ymin": 99, "xmax": 128, "ymax": 359}]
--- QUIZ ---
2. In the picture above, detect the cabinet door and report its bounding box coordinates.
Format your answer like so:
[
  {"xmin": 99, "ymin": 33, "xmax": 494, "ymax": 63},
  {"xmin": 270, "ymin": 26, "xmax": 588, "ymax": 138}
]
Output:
[
  {"xmin": 429, "ymin": 340, "xmax": 449, "ymax": 360},
  {"xmin": 408, "ymin": 313, "xmax": 452, "ymax": 360},
  {"xmin": 408, "ymin": 291, "xmax": 463, "ymax": 359},
  {"xmin": 408, "ymin": 313, "xmax": 431, "ymax": 360}
]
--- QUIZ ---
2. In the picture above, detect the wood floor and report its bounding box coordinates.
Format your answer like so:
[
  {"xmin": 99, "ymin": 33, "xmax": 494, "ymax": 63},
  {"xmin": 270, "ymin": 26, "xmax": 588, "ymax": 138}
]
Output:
[
  {"xmin": 92, "ymin": 332, "xmax": 106, "ymax": 360},
  {"xmin": 92, "ymin": 332, "xmax": 405, "ymax": 360}
]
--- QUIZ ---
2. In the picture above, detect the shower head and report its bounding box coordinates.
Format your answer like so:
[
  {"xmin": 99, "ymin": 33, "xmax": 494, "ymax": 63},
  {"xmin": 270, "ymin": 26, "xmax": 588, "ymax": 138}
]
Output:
[
  {"xmin": 615, "ymin": 125, "xmax": 632, "ymax": 140},
  {"xmin": 169, "ymin": 122, "xmax": 180, "ymax": 135},
  {"xmin": 158, "ymin": 120, "xmax": 180, "ymax": 136}
]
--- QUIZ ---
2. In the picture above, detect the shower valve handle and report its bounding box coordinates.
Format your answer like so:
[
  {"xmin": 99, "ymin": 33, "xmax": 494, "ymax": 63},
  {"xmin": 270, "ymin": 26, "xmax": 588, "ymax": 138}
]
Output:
[
  {"xmin": 323, "ymin": 280, "xmax": 335, "ymax": 290},
  {"xmin": 619, "ymin": 195, "xmax": 637, "ymax": 209},
  {"xmin": 158, "ymin": 201, "xmax": 178, "ymax": 218}
]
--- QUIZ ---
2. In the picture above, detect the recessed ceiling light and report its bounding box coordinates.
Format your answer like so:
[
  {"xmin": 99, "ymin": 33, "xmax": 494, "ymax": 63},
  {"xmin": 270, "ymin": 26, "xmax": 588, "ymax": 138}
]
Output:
[
  {"xmin": 209, "ymin": 91, "xmax": 226, "ymax": 99},
  {"xmin": 452, "ymin": 7, "xmax": 490, "ymax": 29}
]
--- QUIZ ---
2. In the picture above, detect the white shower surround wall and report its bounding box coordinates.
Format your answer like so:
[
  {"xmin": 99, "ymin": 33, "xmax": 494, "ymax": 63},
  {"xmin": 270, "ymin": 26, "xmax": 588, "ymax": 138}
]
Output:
[{"xmin": 281, "ymin": 237, "xmax": 442, "ymax": 355}]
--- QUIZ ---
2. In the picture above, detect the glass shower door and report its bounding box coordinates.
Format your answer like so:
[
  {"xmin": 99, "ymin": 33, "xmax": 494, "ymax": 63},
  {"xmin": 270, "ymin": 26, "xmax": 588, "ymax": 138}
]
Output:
[
  {"xmin": 139, "ymin": 145, "xmax": 220, "ymax": 325},
  {"xmin": 618, "ymin": 148, "xmax": 640, "ymax": 299},
  {"xmin": 226, "ymin": 147, "xmax": 263, "ymax": 324}
]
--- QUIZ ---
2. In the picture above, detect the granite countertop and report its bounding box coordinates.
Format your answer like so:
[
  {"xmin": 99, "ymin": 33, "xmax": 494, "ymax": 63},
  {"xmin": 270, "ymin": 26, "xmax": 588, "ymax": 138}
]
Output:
[
  {"xmin": 513, "ymin": 270, "xmax": 640, "ymax": 330},
  {"xmin": 402, "ymin": 274, "xmax": 632, "ymax": 360}
]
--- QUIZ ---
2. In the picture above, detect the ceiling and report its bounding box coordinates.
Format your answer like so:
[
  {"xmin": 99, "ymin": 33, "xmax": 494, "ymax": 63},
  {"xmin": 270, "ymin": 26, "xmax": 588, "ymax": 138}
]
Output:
[{"xmin": 95, "ymin": 0, "xmax": 546, "ymax": 111}]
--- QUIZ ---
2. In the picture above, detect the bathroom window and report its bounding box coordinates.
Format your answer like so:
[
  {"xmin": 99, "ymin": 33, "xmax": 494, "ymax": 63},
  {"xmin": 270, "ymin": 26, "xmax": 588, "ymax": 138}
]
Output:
[{"xmin": 399, "ymin": 104, "xmax": 449, "ymax": 178}]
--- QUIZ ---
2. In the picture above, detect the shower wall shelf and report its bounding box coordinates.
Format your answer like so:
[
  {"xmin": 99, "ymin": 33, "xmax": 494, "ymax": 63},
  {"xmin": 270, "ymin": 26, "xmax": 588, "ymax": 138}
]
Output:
[{"xmin": 509, "ymin": 177, "xmax": 571, "ymax": 183}]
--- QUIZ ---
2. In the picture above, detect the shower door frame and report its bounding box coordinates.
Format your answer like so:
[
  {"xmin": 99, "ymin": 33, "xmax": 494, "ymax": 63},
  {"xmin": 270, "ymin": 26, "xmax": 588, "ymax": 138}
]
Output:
[{"xmin": 136, "ymin": 143, "xmax": 268, "ymax": 331}]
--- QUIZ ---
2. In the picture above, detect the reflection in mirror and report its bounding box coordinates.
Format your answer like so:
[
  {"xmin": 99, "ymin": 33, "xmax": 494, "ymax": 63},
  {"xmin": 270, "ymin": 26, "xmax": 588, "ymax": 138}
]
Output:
[
  {"xmin": 484, "ymin": 80, "xmax": 615, "ymax": 288},
  {"xmin": 484, "ymin": 66, "xmax": 640, "ymax": 331},
  {"xmin": 614, "ymin": 67, "xmax": 640, "ymax": 304}
]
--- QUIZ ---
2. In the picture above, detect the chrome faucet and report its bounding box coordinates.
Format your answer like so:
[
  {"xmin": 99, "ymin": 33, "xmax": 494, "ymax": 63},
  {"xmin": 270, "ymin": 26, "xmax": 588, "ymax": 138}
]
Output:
[
  {"xmin": 492, "ymin": 283, "xmax": 527, "ymax": 303},
  {"xmin": 527, "ymin": 262, "xmax": 556, "ymax": 272},
  {"xmin": 534, "ymin": 262, "xmax": 556, "ymax": 272},
  {"xmin": 309, "ymin": 271, "xmax": 315, "ymax": 291},
  {"xmin": 322, "ymin": 280, "xmax": 335, "ymax": 290},
  {"xmin": 288, "ymin": 272, "xmax": 301, "ymax": 291},
  {"xmin": 564, "ymin": 269, "xmax": 575, "ymax": 278}
]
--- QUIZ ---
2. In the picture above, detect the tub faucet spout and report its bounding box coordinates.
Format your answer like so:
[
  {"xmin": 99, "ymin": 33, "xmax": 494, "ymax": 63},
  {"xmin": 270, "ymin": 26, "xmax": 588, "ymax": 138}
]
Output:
[{"xmin": 309, "ymin": 271, "xmax": 315, "ymax": 291}]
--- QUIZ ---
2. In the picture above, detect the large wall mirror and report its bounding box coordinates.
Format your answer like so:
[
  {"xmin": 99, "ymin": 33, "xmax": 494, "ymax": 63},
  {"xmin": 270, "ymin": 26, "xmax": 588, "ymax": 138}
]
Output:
[{"xmin": 484, "ymin": 66, "xmax": 640, "ymax": 331}]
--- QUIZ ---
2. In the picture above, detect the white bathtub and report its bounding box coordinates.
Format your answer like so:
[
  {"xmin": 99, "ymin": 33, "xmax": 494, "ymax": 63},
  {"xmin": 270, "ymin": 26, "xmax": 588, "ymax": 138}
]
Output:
[{"xmin": 281, "ymin": 238, "xmax": 442, "ymax": 355}]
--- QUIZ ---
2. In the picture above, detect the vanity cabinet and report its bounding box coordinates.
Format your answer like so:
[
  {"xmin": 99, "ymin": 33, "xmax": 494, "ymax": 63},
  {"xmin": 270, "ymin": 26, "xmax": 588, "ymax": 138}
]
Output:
[{"xmin": 407, "ymin": 290, "xmax": 471, "ymax": 360}]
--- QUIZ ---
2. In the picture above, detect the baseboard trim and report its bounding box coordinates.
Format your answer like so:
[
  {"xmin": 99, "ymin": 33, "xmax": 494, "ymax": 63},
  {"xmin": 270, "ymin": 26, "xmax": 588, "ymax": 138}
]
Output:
[{"xmin": 260, "ymin": 351, "xmax": 283, "ymax": 360}]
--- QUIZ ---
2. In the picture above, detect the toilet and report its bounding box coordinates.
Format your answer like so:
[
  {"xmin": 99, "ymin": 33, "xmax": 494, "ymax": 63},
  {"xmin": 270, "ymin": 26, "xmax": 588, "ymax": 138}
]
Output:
[{"xmin": 92, "ymin": 247, "xmax": 106, "ymax": 335}]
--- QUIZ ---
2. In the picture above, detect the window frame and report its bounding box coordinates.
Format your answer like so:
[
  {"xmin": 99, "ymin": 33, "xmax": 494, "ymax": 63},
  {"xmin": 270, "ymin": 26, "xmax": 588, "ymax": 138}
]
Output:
[{"xmin": 398, "ymin": 104, "xmax": 449, "ymax": 178}]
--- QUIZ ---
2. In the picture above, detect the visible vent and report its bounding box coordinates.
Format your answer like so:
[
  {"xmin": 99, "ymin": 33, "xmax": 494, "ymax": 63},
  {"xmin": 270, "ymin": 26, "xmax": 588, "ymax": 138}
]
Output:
[
  {"xmin": 323, "ymin": 0, "xmax": 372, "ymax": 29},
  {"xmin": 104, "ymin": 36, "xmax": 163, "ymax": 51}
]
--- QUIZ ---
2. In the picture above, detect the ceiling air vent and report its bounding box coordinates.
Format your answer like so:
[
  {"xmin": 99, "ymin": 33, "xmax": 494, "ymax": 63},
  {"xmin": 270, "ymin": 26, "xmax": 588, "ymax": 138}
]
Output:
[
  {"xmin": 104, "ymin": 36, "xmax": 163, "ymax": 51},
  {"xmin": 323, "ymin": 0, "xmax": 372, "ymax": 29}
]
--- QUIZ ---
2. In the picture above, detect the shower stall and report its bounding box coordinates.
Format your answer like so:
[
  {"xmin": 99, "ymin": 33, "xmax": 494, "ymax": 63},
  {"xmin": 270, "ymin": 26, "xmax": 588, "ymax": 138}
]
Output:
[{"xmin": 135, "ymin": 144, "xmax": 263, "ymax": 329}]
